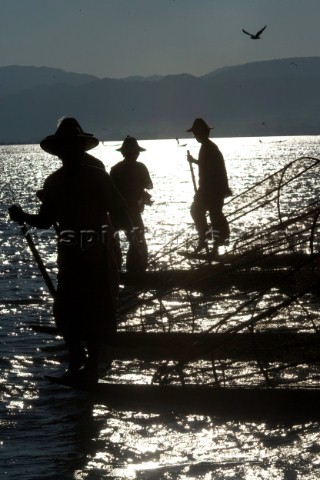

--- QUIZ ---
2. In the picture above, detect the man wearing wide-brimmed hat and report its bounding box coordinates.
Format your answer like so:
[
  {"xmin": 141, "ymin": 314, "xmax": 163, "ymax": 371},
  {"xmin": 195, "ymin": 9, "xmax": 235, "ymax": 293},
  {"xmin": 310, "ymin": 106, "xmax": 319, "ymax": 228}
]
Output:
[
  {"xmin": 8, "ymin": 118, "xmax": 133, "ymax": 387},
  {"xmin": 186, "ymin": 118, "xmax": 232, "ymax": 252},
  {"xmin": 36, "ymin": 117, "xmax": 106, "ymax": 202},
  {"xmin": 40, "ymin": 117, "xmax": 106, "ymax": 170},
  {"xmin": 110, "ymin": 135, "xmax": 153, "ymax": 272}
]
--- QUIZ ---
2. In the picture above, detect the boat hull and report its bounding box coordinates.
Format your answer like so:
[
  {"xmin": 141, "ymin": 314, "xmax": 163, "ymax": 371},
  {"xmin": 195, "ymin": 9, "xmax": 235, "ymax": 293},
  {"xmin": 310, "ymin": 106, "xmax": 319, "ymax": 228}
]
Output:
[
  {"xmin": 48, "ymin": 380, "xmax": 320, "ymax": 422},
  {"xmin": 34, "ymin": 326, "xmax": 320, "ymax": 362}
]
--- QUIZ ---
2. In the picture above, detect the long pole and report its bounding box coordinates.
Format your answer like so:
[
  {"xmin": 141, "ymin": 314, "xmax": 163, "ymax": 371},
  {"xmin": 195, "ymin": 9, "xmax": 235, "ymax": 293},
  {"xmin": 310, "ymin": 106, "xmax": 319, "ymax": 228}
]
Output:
[
  {"xmin": 187, "ymin": 150, "xmax": 197, "ymax": 192},
  {"xmin": 19, "ymin": 221, "xmax": 56, "ymax": 297},
  {"xmin": 187, "ymin": 150, "xmax": 212, "ymax": 258},
  {"xmin": 9, "ymin": 183, "xmax": 56, "ymax": 298}
]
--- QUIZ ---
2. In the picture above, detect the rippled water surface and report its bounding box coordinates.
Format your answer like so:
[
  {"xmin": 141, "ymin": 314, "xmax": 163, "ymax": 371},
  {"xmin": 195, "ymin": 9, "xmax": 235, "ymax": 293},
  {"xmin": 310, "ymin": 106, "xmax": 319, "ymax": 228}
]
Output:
[{"xmin": 1, "ymin": 136, "xmax": 320, "ymax": 479}]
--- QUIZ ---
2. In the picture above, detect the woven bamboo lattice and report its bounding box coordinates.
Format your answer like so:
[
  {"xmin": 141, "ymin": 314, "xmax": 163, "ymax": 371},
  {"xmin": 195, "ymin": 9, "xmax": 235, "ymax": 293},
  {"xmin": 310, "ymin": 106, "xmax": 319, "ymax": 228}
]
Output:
[{"xmin": 117, "ymin": 157, "xmax": 320, "ymax": 388}]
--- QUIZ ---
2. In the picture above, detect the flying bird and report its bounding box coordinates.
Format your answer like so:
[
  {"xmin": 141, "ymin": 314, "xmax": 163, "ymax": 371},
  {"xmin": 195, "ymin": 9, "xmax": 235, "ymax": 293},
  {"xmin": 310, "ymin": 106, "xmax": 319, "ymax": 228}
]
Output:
[{"xmin": 242, "ymin": 25, "xmax": 266, "ymax": 39}]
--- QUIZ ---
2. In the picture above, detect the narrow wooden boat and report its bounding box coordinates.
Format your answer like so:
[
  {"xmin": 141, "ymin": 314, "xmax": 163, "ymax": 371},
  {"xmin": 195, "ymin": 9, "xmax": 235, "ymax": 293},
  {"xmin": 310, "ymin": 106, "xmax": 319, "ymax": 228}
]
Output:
[
  {"xmin": 33, "ymin": 325, "xmax": 320, "ymax": 362},
  {"xmin": 179, "ymin": 251, "xmax": 311, "ymax": 269},
  {"xmin": 47, "ymin": 379, "xmax": 320, "ymax": 421},
  {"xmin": 120, "ymin": 268, "xmax": 294, "ymax": 291},
  {"xmin": 104, "ymin": 331, "xmax": 320, "ymax": 362},
  {"xmin": 120, "ymin": 250, "xmax": 319, "ymax": 291}
]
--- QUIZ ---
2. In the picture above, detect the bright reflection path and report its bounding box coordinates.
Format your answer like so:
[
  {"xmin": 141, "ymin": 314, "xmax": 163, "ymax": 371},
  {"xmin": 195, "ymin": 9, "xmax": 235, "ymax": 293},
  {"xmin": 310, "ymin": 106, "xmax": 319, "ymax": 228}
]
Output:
[{"xmin": 1, "ymin": 137, "xmax": 320, "ymax": 479}]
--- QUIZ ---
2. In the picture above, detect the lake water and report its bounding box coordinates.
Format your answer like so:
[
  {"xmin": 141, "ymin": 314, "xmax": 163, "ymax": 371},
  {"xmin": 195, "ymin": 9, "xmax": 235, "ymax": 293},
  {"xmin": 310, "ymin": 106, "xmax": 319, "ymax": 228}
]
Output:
[{"xmin": 1, "ymin": 135, "xmax": 320, "ymax": 479}]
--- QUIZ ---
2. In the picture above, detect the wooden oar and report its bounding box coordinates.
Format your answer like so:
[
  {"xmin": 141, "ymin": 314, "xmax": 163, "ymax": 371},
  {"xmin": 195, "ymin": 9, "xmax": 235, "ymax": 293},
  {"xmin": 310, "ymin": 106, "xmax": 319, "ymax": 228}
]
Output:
[
  {"xmin": 187, "ymin": 150, "xmax": 213, "ymax": 257},
  {"xmin": 19, "ymin": 221, "xmax": 56, "ymax": 297},
  {"xmin": 187, "ymin": 150, "xmax": 197, "ymax": 191},
  {"xmin": 8, "ymin": 185, "xmax": 56, "ymax": 298}
]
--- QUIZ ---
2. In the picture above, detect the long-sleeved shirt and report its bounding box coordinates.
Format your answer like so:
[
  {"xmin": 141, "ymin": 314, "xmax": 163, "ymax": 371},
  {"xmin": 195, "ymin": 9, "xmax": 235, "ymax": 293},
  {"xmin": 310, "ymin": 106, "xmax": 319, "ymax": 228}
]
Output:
[{"xmin": 198, "ymin": 139, "xmax": 231, "ymax": 200}]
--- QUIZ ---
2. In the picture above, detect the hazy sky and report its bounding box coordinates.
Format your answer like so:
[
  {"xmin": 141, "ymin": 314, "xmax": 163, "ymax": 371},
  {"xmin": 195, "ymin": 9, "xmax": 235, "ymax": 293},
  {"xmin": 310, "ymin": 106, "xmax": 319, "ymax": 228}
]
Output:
[{"xmin": 1, "ymin": 0, "xmax": 319, "ymax": 78}]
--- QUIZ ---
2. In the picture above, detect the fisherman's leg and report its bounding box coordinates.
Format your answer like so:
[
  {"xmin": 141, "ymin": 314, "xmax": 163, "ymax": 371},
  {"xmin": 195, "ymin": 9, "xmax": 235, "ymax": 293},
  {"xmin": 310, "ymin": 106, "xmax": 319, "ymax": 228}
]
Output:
[
  {"xmin": 208, "ymin": 198, "xmax": 230, "ymax": 244},
  {"xmin": 136, "ymin": 216, "xmax": 148, "ymax": 270},
  {"xmin": 83, "ymin": 309, "xmax": 117, "ymax": 385},
  {"xmin": 55, "ymin": 319, "xmax": 87, "ymax": 378},
  {"xmin": 63, "ymin": 332, "xmax": 87, "ymax": 376},
  {"xmin": 126, "ymin": 210, "xmax": 148, "ymax": 272},
  {"xmin": 53, "ymin": 299, "xmax": 87, "ymax": 377},
  {"xmin": 135, "ymin": 212, "xmax": 148, "ymax": 255},
  {"xmin": 84, "ymin": 335, "xmax": 100, "ymax": 385},
  {"xmin": 190, "ymin": 193, "xmax": 209, "ymax": 250}
]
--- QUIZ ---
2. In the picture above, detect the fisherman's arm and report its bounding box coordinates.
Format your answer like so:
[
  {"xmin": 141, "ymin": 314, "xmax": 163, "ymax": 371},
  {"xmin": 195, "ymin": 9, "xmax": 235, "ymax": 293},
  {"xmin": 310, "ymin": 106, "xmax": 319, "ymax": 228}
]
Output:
[
  {"xmin": 8, "ymin": 204, "xmax": 54, "ymax": 229},
  {"xmin": 8, "ymin": 181, "xmax": 56, "ymax": 229},
  {"xmin": 146, "ymin": 178, "xmax": 153, "ymax": 190},
  {"xmin": 139, "ymin": 164, "xmax": 153, "ymax": 190},
  {"xmin": 187, "ymin": 150, "xmax": 198, "ymax": 165},
  {"xmin": 145, "ymin": 173, "xmax": 153, "ymax": 190},
  {"xmin": 102, "ymin": 171, "xmax": 133, "ymax": 231},
  {"xmin": 103, "ymin": 173, "xmax": 145, "ymax": 249}
]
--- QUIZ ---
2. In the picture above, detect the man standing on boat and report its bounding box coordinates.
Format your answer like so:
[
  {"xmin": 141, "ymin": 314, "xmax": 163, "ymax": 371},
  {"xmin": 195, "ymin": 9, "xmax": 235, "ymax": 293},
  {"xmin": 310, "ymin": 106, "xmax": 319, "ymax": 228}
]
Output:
[
  {"xmin": 8, "ymin": 119, "xmax": 136, "ymax": 387},
  {"xmin": 110, "ymin": 135, "xmax": 153, "ymax": 272},
  {"xmin": 186, "ymin": 118, "xmax": 232, "ymax": 252}
]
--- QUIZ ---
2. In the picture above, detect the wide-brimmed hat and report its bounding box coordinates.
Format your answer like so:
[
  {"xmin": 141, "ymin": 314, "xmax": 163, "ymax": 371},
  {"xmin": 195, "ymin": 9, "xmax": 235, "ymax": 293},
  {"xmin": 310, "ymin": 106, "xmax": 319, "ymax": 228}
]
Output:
[
  {"xmin": 186, "ymin": 118, "xmax": 213, "ymax": 133},
  {"xmin": 116, "ymin": 136, "xmax": 146, "ymax": 154},
  {"xmin": 40, "ymin": 117, "xmax": 99, "ymax": 155}
]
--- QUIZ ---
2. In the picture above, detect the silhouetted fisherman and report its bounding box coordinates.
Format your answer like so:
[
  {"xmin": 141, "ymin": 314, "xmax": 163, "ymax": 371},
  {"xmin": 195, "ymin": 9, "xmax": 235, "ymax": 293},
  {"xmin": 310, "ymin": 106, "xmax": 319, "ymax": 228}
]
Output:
[
  {"xmin": 8, "ymin": 118, "xmax": 135, "ymax": 387},
  {"xmin": 110, "ymin": 136, "xmax": 153, "ymax": 272},
  {"xmin": 186, "ymin": 118, "xmax": 232, "ymax": 252}
]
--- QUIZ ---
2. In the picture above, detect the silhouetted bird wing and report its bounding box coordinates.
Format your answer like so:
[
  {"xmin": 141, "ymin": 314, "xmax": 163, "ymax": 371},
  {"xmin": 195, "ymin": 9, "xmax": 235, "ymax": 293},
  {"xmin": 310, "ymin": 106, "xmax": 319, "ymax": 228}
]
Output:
[
  {"xmin": 256, "ymin": 25, "xmax": 266, "ymax": 37},
  {"xmin": 242, "ymin": 25, "xmax": 266, "ymax": 39}
]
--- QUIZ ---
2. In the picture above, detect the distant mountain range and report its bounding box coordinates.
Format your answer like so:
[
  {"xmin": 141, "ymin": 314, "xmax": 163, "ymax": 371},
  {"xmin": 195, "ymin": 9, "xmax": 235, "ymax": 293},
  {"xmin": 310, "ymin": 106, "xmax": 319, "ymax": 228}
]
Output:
[{"xmin": 1, "ymin": 57, "xmax": 320, "ymax": 144}]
